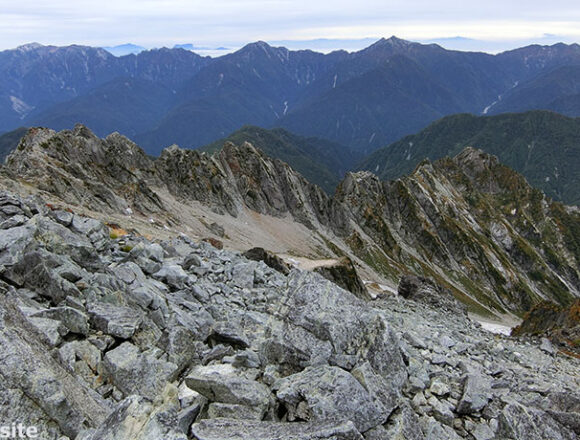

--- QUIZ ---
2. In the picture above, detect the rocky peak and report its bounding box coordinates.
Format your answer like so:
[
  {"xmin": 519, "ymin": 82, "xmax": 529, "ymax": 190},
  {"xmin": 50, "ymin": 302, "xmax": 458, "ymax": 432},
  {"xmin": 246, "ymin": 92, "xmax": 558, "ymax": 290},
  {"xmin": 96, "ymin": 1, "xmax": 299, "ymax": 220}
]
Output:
[
  {"xmin": 335, "ymin": 171, "xmax": 384, "ymax": 203},
  {"xmin": 15, "ymin": 42, "xmax": 44, "ymax": 52},
  {"xmin": 451, "ymin": 147, "xmax": 501, "ymax": 185}
]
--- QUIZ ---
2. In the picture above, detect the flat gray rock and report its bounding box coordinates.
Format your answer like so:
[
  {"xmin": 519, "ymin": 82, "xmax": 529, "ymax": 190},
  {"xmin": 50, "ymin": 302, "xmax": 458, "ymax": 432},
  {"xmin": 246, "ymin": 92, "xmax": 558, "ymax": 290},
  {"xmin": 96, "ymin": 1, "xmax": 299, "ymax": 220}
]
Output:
[
  {"xmin": 185, "ymin": 364, "xmax": 270, "ymax": 410},
  {"xmin": 190, "ymin": 418, "xmax": 364, "ymax": 440}
]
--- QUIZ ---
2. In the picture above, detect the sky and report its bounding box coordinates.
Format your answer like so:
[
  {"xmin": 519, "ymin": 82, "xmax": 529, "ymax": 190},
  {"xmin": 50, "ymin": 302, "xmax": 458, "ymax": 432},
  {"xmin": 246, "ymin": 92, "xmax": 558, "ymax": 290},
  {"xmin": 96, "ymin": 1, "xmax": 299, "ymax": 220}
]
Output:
[{"xmin": 2, "ymin": 0, "xmax": 580, "ymax": 54}]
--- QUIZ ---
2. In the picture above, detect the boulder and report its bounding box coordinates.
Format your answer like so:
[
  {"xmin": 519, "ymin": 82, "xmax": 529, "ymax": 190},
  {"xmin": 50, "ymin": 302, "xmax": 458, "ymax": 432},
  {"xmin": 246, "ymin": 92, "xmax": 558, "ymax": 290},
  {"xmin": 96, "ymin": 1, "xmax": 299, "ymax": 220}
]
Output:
[
  {"xmin": 274, "ymin": 365, "xmax": 386, "ymax": 432},
  {"xmin": 313, "ymin": 256, "xmax": 370, "ymax": 300},
  {"xmin": 498, "ymin": 401, "xmax": 577, "ymax": 440},
  {"xmin": 103, "ymin": 342, "xmax": 178, "ymax": 400},
  {"xmin": 87, "ymin": 303, "xmax": 143, "ymax": 339},
  {"xmin": 185, "ymin": 364, "xmax": 270, "ymax": 413},
  {"xmin": 32, "ymin": 306, "xmax": 89, "ymax": 335},
  {"xmin": 398, "ymin": 275, "xmax": 467, "ymax": 315},
  {"xmin": 456, "ymin": 373, "xmax": 491, "ymax": 415},
  {"xmin": 86, "ymin": 393, "xmax": 187, "ymax": 440}
]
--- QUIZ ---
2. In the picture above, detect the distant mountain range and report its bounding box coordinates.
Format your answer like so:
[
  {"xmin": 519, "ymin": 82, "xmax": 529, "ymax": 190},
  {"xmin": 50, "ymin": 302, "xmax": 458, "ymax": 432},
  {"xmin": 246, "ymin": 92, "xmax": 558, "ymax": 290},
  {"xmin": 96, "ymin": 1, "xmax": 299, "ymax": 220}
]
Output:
[
  {"xmin": 357, "ymin": 110, "xmax": 580, "ymax": 205},
  {"xmin": 2, "ymin": 38, "xmax": 580, "ymax": 155}
]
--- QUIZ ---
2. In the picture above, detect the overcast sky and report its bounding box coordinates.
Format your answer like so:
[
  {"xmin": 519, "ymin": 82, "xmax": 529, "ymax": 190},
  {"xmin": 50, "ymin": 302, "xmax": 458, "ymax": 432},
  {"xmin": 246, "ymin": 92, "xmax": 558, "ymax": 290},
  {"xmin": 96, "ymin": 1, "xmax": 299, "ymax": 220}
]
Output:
[{"xmin": 2, "ymin": 0, "xmax": 580, "ymax": 53}]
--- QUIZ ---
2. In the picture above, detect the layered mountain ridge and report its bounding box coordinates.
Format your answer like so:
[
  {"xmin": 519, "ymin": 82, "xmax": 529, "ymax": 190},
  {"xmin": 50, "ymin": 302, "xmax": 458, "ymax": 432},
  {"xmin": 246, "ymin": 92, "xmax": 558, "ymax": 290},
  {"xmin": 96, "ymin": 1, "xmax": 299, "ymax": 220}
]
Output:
[
  {"xmin": 358, "ymin": 110, "xmax": 580, "ymax": 205},
  {"xmin": 3, "ymin": 125, "xmax": 579, "ymax": 319},
  {"xmin": 3, "ymin": 38, "xmax": 580, "ymax": 153}
]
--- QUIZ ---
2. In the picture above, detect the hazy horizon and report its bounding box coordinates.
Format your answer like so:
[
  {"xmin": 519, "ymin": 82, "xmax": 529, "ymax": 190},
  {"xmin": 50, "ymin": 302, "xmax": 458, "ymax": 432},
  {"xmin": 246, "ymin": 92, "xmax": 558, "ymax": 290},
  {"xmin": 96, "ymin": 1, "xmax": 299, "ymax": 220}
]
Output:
[
  {"xmin": 2, "ymin": 0, "xmax": 580, "ymax": 55},
  {"xmin": 5, "ymin": 34, "xmax": 580, "ymax": 58}
]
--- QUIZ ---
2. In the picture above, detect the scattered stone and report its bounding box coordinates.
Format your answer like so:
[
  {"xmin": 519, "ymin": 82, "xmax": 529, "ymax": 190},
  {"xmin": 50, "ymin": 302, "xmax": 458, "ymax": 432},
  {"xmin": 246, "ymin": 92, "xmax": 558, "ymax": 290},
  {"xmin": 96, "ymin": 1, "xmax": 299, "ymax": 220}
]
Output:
[
  {"xmin": 456, "ymin": 373, "xmax": 492, "ymax": 415},
  {"xmin": 429, "ymin": 379, "xmax": 450, "ymax": 397}
]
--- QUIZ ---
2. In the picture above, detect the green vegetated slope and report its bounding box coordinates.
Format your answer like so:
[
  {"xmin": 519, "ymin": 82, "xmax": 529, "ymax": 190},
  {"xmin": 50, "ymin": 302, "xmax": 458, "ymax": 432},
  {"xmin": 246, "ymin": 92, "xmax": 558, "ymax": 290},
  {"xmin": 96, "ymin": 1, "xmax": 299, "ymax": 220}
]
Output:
[
  {"xmin": 488, "ymin": 65, "xmax": 580, "ymax": 117},
  {"xmin": 201, "ymin": 125, "xmax": 362, "ymax": 194},
  {"xmin": 358, "ymin": 110, "xmax": 580, "ymax": 205}
]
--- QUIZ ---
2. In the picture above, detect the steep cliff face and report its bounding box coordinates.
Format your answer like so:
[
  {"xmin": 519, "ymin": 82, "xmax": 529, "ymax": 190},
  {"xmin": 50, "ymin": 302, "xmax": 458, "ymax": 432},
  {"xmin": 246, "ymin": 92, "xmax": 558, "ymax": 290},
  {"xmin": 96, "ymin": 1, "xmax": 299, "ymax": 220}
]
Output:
[
  {"xmin": 3, "ymin": 126, "xmax": 580, "ymax": 317},
  {"xmin": 336, "ymin": 147, "xmax": 580, "ymax": 315}
]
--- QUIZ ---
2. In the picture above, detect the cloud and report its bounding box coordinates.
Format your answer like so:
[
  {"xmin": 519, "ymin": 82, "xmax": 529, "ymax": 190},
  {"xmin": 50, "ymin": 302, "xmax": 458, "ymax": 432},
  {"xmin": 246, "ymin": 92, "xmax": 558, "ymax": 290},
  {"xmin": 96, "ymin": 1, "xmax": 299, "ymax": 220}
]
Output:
[{"xmin": 1, "ymin": 0, "xmax": 579, "ymax": 51}]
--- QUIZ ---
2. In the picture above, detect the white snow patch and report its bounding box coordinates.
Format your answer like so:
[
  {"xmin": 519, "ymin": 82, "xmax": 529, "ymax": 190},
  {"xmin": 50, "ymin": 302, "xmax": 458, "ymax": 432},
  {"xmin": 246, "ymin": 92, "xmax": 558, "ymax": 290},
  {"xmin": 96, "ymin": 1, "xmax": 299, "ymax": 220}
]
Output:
[
  {"xmin": 217, "ymin": 73, "xmax": 224, "ymax": 87},
  {"xmin": 545, "ymin": 176, "xmax": 550, "ymax": 182},
  {"xmin": 332, "ymin": 73, "xmax": 338, "ymax": 89},
  {"xmin": 483, "ymin": 100, "xmax": 498, "ymax": 115},
  {"xmin": 375, "ymin": 164, "xmax": 380, "ymax": 172},
  {"xmin": 283, "ymin": 101, "xmax": 288, "ymax": 116},
  {"xmin": 269, "ymin": 105, "xmax": 280, "ymax": 119},
  {"xmin": 10, "ymin": 96, "xmax": 34, "ymax": 117},
  {"xmin": 369, "ymin": 132, "xmax": 376, "ymax": 144},
  {"xmin": 287, "ymin": 258, "xmax": 301, "ymax": 267},
  {"xmin": 478, "ymin": 321, "xmax": 512, "ymax": 336}
]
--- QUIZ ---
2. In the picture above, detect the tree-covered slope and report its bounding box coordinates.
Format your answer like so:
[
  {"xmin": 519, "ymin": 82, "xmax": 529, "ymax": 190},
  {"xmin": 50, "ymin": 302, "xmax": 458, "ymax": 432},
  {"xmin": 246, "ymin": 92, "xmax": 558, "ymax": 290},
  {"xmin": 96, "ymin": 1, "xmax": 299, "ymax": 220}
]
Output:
[
  {"xmin": 200, "ymin": 125, "xmax": 361, "ymax": 194},
  {"xmin": 358, "ymin": 111, "xmax": 580, "ymax": 204}
]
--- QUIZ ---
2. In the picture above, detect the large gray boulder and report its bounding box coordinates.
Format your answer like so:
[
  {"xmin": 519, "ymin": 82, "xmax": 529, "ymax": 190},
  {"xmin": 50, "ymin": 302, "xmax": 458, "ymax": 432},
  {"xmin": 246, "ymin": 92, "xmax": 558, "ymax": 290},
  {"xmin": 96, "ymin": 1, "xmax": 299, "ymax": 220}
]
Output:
[
  {"xmin": 274, "ymin": 365, "xmax": 387, "ymax": 432},
  {"xmin": 85, "ymin": 391, "xmax": 187, "ymax": 440},
  {"xmin": 313, "ymin": 256, "xmax": 370, "ymax": 300},
  {"xmin": 103, "ymin": 342, "xmax": 178, "ymax": 401},
  {"xmin": 87, "ymin": 303, "xmax": 143, "ymax": 339},
  {"xmin": 185, "ymin": 364, "xmax": 270, "ymax": 416},
  {"xmin": 498, "ymin": 401, "xmax": 578, "ymax": 440}
]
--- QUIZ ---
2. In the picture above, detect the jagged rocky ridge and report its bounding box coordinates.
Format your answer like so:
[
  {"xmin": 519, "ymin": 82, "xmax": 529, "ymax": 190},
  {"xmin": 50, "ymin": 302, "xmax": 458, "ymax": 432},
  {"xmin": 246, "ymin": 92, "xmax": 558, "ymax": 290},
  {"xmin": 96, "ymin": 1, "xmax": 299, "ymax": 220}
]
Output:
[
  {"xmin": 3, "ymin": 125, "xmax": 579, "ymax": 317},
  {"xmin": 0, "ymin": 190, "xmax": 578, "ymax": 439}
]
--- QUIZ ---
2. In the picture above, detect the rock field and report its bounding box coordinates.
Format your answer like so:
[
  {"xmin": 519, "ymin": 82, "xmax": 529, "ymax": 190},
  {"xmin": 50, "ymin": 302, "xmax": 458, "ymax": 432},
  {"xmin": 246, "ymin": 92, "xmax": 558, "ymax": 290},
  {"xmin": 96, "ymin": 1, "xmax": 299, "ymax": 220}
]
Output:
[{"xmin": 0, "ymin": 190, "xmax": 578, "ymax": 439}]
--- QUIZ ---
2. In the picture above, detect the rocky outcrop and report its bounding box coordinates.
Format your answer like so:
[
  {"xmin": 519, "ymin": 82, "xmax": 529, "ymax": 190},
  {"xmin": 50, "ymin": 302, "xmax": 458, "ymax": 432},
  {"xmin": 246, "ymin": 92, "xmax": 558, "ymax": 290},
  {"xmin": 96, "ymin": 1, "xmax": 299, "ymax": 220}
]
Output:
[
  {"xmin": 242, "ymin": 247, "xmax": 291, "ymax": 275},
  {"xmin": 512, "ymin": 300, "xmax": 580, "ymax": 356},
  {"xmin": 336, "ymin": 149, "xmax": 580, "ymax": 315},
  {"xmin": 0, "ymin": 189, "xmax": 578, "ymax": 439}
]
